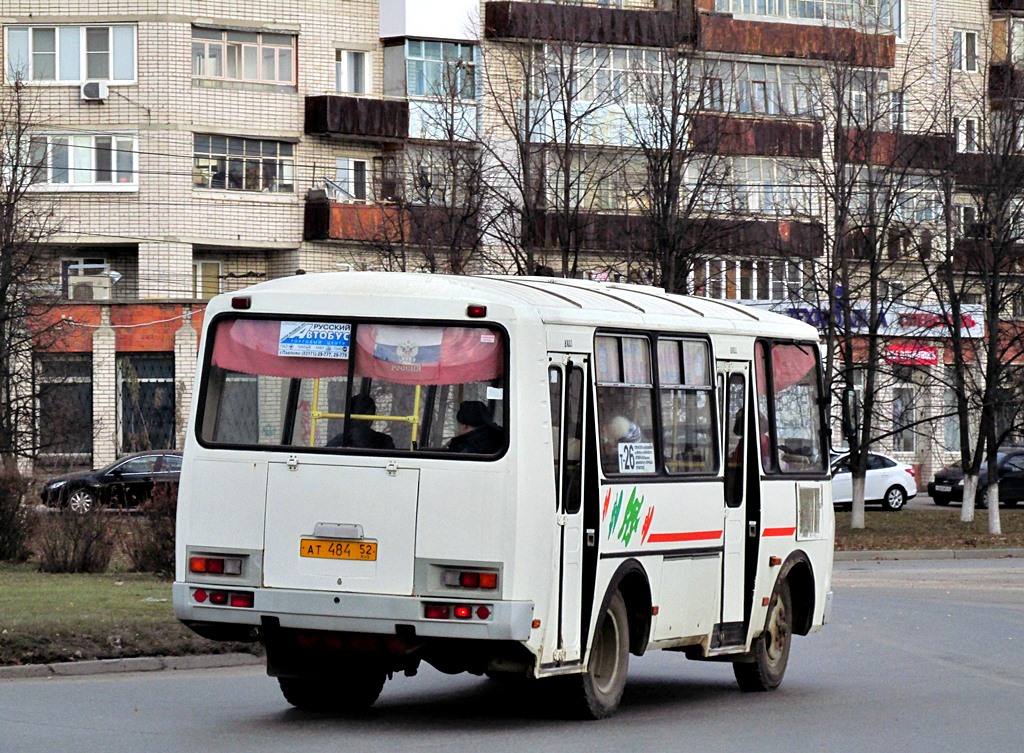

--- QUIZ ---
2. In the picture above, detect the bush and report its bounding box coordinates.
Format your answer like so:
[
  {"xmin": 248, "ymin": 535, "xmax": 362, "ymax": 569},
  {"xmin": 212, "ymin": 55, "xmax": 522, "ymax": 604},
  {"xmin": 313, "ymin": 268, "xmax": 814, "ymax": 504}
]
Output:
[
  {"xmin": 36, "ymin": 509, "xmax": 114, "ymax": 573},
  {"xmin": 0, "ymin": 471, "xmax": 36, "ymax": 562},
  {"xmin": 122, "ymin": 484, "xmax": 177, "ymax": 574}
]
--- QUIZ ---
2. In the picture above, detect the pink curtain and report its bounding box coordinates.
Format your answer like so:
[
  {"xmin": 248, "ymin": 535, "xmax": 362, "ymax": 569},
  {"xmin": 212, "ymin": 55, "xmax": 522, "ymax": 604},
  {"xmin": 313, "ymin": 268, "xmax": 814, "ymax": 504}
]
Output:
[{"xmin": 211, "ymin": 319, "xmax": 502, "ymax": 385}]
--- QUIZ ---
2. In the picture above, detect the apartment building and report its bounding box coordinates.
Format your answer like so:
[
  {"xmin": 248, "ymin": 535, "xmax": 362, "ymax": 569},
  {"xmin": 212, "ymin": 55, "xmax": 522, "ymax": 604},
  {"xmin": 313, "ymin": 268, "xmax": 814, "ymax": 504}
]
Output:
[{"xmin": 1, "ymin": 0, "xmax": 1016, "ymax": 477}]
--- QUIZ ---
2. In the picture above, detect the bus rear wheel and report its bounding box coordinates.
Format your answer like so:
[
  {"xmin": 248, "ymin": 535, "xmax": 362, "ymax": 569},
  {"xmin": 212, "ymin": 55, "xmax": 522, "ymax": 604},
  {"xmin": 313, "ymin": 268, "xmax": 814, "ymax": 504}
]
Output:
[
  {"xmin": 278, "ymin": 666, "xmax": 386, "ymax": 712},
  {"xmin": 733, "ymin": 577, "xmax": 792, "ymax": 692},
  {"xmin": 567, "ymin": 590, "xmax": 629, "ymax": 719}
]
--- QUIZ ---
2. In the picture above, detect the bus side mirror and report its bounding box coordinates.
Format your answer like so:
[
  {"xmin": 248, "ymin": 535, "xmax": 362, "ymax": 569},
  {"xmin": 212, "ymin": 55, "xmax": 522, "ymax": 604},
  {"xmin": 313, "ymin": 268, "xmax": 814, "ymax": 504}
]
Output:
[{"xmin": 841, "ymin": 387, "xmax": 859, "ymax": 441}]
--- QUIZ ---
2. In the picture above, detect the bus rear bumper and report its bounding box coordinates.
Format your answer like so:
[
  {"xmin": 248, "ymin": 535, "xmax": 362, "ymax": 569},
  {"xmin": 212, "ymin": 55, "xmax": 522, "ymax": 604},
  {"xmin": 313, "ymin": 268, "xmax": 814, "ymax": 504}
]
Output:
[{"xmin": 172, "ymin": 582, "xmax": 535, "ymax": 642}]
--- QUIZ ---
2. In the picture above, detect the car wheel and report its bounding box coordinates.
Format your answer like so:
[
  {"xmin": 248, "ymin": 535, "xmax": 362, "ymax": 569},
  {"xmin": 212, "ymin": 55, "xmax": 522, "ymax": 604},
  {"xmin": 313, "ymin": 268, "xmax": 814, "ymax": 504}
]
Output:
[
  {"xmin": 1004, "ymin": 499, "xmax": 1019, "ymax": 508},
  {"xmin": 881, "ymin": 485, "xmax": 906, "ymax": 512},
  {"xmin": 67, "ymin": 488, "xmax": 96, "ymax": 514},
  {"xmin": 564, "ymin": 590, "xmax": 630, "ymax": 719},
  {"xmin": 932, "ymin": 495, "xmax": 951, "ymax": 507},
  {"xmin": 734, "ymin": 577, "xmax": 792, "ymax": 692}
]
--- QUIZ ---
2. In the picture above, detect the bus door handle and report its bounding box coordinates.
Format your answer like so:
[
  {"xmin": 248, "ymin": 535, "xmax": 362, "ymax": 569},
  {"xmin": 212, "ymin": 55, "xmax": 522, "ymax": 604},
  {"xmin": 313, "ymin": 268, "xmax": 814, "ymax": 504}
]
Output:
[
  {"xmin": 748, "ymin": 522, "xmax": 758, "ymax": 538},
  {"xmin": 586, "ymin": 529, "xmax": 596, "ymax": 547}
]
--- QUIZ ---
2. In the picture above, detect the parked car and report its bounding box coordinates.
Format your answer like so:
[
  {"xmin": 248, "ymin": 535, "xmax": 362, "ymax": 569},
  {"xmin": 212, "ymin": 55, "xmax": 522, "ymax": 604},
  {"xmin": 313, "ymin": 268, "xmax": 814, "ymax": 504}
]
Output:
[
  {"xmin": 830, "ymin": 450, "xmax": 917, "ymax": 511},
  {"xmin": 928, "ymin": 450, "xmax": 1024, "ymax": 508},
  {"xmin": 40, "ymin": 451, "xmax": 183, "ymax": 514}
]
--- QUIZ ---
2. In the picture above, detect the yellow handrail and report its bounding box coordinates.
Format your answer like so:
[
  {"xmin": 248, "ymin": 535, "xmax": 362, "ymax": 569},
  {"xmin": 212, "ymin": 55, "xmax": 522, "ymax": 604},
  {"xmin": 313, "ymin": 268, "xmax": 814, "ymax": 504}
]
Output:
[{"xmin": 308, "ymin": 380, "xmax": 422, "ymax": 449}]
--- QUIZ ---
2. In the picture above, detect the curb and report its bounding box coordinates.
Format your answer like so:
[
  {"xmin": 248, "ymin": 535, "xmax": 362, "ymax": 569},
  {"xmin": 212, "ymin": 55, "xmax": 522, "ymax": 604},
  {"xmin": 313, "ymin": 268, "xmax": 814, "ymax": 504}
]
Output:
[
  {"xmin": 0, "ymin": 652, "xmax": 263, "ymax": 681},
  {"xmin": 834, "ymin": 548, "xmax": 1024, "ymax": 562}
]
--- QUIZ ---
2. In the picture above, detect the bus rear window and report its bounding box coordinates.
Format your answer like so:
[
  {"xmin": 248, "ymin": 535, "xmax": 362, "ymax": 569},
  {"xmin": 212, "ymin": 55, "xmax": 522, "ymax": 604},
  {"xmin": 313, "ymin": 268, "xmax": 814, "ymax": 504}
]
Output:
[{"xmin": 199, "ymin": 318, "xmax": 506, "ymax": 456}]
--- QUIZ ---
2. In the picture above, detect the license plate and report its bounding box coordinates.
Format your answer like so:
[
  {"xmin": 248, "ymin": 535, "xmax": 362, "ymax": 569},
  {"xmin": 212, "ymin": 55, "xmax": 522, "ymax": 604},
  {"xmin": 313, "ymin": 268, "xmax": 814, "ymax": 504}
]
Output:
[
  {"xmin": 299, "ymin": 538, "xmax": 377, "ymax": 561},
  {"xmin": 934, "ymin": 485, "xmax": 952, "ymax": 493}
]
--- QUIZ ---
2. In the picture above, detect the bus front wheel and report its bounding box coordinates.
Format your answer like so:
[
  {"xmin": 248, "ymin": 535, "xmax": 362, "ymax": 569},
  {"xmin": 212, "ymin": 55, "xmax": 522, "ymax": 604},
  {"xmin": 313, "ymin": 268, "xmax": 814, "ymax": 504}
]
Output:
[
  {"xmin": 733, "ymin": 577, "xmax": 792, "ymax": 692},
  {"xmin": 278, "ymin": 665, "xmax": 386, "ymax": 712},
  {"xmin": 568, "ymin": 590, "xmax": 629, "ymax": 719}
]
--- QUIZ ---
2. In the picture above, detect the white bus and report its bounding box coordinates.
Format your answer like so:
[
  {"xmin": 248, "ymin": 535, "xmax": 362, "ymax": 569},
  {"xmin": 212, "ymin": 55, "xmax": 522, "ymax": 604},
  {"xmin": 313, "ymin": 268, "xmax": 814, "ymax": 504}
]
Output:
[{"xmin": 174, "ymin": 272, "xmax": 833, "ymax": 719}]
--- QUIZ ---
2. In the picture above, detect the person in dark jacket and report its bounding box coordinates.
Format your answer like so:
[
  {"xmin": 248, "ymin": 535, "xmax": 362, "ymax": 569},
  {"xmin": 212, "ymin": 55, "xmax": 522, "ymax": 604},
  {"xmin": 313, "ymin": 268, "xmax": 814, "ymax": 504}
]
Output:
[
  {"xmin": 327, "ymin": 394, "xmax": 395, "ymax": 450},
  {"xmin": 447, "ymin": 400, "xmax": 503, "ymax": 454}
]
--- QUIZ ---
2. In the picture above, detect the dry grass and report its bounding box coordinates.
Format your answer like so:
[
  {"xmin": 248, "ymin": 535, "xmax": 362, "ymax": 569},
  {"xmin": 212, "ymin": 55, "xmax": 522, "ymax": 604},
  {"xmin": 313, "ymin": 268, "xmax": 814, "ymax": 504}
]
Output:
[{"xmin": 835, "ymin": 508, "xmax": 1024, "ymax": 551}]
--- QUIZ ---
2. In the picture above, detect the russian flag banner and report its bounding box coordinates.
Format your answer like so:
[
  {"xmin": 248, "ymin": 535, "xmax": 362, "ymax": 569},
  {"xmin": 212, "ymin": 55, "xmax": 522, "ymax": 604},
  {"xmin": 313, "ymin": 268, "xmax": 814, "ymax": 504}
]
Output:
[{"xmin": 372, "ymin": 325, "xmax": 444, "ymax": 370}]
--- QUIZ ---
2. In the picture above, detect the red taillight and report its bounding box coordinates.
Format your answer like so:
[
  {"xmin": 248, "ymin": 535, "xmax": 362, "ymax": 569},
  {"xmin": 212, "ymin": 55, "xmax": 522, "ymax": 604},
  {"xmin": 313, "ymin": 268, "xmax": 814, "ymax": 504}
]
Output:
[
  {"xmin": 424, "ymin": 604, "xmax": 451, "ymax": 620},
  {"xmin": 478, "ymin": 572, "xmax": 498, "ymax": 590},
  {"xmin": 466, "ymin": 304, "xmax": 487, "ymax": 318},
  {"xmin": 229, "ymin": 592, "xmax": 254, "ymax": 608},
  {"xmin": 459, "ymin": 571, "xmax": 479, "ymax": 588},
  {"xmin": 476, "ymin": 605, "xmax": 491, "ymax": 620},
  {"xmin": 454, "ymin": 605, "xmax": 473, "ymax": 619},
  {"xmin": 209, "ymin": 590, "xmax": 228, "ymax": 605},
  {"xmin": 906, "ymin": 467, "xmax": 916, "ymax": 478},
  {"xmin": 193, "ymin": 588, "xmax": 207, "ymax": 603},
  {"xmin": 232, "ymin": 296, "xmax": 251, "ymax": 310},
  {"xmin": 189, "ymin": 556, "xmax": 241, "ymax": 575},
  {"xmin": 444, "ymin": 569, "xmax": 498, "ymax": 590}
]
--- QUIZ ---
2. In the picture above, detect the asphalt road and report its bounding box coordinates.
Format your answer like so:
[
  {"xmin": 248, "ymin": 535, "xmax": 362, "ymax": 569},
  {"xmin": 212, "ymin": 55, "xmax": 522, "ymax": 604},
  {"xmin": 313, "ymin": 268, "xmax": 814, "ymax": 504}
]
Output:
[{"xmin": 2, "ymin": 559, "xmax": 1022, "ymax": 753}]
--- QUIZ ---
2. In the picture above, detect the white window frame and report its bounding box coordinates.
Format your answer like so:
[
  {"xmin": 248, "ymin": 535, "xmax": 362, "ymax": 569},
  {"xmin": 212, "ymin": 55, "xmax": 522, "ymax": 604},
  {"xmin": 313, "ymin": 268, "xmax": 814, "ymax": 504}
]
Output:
[
  {"xmin": 336, "ymin": 49, "xmax": 371, "ymax": 95},
  {"xmin": 191, "ymin": 27, "xmax": 296, "ymax": 86},
  {"xmin": 192, "ymin": 134, "xmax": 295, "ymax": 193},
  {"xmin": 332, "ymin": 157, "xmax": 369, "ymax": 202},
  {"xmin": 953, "ymin": 30, "xmax": 978, "ymax": 73},
  {"xmin": 696, "ymin": 258, "xmax": 804, "ymax": 302},
  {"xmin": 406, "ymin": 40, "xmax": 476, "ymax": 100},
  {"xmin": 4, "ymin": 24, "xmax": 136, "ymax": 85},
  {"xmin": 29, "ymin": 133, "xmax": 138, "ymax": 191},
  {"xmin": 955, "ymin": 116, "xmax": 981, "ymax": 153},
  {"xmin": 61, "ymin": 257, "xmax": 113, "ymax": 301}
]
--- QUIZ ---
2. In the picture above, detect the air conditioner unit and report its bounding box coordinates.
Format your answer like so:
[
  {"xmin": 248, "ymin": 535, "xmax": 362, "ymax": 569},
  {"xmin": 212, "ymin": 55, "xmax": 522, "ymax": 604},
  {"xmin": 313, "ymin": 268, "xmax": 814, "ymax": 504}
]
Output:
[
  {"xmin": 80, "ymin": 81, "xmax": 109, "ymax": 102},
  {"xmin": 68, "ymin": 276, "xmax": 112, "ymax": 301}
]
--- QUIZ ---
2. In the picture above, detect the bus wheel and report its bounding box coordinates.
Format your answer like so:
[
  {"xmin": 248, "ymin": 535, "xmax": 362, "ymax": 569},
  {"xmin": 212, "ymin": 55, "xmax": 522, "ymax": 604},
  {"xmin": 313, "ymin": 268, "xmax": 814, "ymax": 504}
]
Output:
[
  {"xmin": 733, "ymin": 578, "xmax": 792, "ymax": 692},
  {"xmin": 278, "ymin": 666, "xmax": 386, "ymax": 712},
  {"xmin": 569, "ymin": 590, "xmax": 629, "ymax": 719}
]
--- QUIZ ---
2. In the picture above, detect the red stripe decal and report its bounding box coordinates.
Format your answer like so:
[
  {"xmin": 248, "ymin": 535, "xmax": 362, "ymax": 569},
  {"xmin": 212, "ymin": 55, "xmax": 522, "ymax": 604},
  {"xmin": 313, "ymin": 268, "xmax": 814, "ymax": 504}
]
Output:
[
  {"xmin": 762, "ymin": 527, "xmax": 796, "ymax": 537},
  {"xmin": 647, "ymin": 530, "xmax": 723, "ymax": 544}
]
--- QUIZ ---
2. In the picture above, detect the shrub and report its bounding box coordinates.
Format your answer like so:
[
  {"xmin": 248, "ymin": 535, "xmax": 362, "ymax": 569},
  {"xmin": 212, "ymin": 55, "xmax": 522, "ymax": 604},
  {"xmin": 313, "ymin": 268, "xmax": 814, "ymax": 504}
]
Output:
[
  {"xmin": 0, "ymin": 471, "xmax": 36, "ymax": 562},
  {"xmin": 122, "ymin": 483, "xmax": 177, "ymax": 574},
  {"xmin": 36, "ymin": 509, "xmax": 114, "ymax": 573}
]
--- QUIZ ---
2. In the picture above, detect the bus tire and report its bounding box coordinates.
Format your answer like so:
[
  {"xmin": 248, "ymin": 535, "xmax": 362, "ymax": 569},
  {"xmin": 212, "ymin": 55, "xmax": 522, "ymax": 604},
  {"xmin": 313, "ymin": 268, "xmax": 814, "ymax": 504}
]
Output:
[
  {"xmin": 278, "ymin": 666, "xmax": 386, "ymax": 712},
  {"xmin": 733, "ymin": 577, "xmax": 792, "ymax": 692},
  {"xmin": 568, "ymin": 590, "xmax": 630, "ymax": 720}
]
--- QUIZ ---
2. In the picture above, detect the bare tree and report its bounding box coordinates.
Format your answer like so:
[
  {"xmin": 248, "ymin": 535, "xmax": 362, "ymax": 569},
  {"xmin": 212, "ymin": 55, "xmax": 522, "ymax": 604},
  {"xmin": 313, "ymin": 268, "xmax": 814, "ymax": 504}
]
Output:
[{"xmin": 0, "ymin": 81, "xmax": 69, "ymax": 468}]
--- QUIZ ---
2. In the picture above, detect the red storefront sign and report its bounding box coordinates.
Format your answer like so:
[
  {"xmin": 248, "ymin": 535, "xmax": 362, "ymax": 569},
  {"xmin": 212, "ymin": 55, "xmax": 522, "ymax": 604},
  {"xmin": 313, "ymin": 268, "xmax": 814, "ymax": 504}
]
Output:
[{"xmin": 884, "ymin": 343, "xmax": 938, "ymax": 365}]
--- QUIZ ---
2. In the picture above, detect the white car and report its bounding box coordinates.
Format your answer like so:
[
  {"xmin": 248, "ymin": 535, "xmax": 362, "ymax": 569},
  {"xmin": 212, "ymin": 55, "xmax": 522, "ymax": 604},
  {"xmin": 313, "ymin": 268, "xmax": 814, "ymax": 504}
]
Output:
[{"xmin": 830, "ymin": 451, "xmax": 917, "ymax": 511}]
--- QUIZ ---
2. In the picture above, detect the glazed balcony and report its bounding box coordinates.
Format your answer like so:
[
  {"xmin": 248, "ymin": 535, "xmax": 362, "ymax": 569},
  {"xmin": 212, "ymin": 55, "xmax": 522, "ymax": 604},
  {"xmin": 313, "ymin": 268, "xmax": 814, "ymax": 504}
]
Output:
[
  {"xmin": 484, "ymin": 1, "xmax": 695, "ymax": 48},
  {"xmin": 304, "ymin": 95, "xmax": 410, "ymax": 143}
]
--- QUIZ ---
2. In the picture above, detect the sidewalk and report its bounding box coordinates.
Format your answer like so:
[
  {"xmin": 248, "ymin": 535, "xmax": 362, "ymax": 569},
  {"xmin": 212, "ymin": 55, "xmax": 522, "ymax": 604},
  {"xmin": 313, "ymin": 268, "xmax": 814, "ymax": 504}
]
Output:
[{"xmin": 3, "ymin": 547, "xmax": 1022, "ymax": 681}]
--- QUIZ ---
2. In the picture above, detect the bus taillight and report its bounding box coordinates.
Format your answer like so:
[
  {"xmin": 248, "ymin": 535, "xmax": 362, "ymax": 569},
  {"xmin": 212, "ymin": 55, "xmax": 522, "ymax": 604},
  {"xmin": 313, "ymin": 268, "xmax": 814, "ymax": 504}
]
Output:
[{"xmin": 443, "ymin": 569, "xmax": 498, "ymax": 590}]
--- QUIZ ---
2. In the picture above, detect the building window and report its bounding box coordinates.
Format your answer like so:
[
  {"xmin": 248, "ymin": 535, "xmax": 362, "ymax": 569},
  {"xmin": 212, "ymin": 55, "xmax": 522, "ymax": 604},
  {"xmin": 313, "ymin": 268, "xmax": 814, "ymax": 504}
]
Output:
[
  {"xmin": 336, "ymin": 50, "xmax": 370, "ymax": 94},
  {"xmin": 193, "ymin": 261, "xmax": 221, "ymax": 300},
  {"xmin": 5, "ymin": 24, "xmax": 136, "ymax": 84},
  {"xmin": 953, "ymin": 31, "xmax": 978, "ymax": 73},
  {"xmin": 695, "ymin": 258, "xmax": 804, "ymax": 301},
  {"xmin": 28, "ymin": 134, "xmax": 136, "ymax": 189},
  {"xmin": 61, "ymin": 258, "xmax": 113, "ymax": 300},
  {"xmin": 955, "ymin": 116, "xmax": 981, "ymax": 153},
  {"xmin": 892, "ymin": 384, "xmax": 916, "ymax": 453},
  {"xmin": 118, "ymin": 354, "xmax": 175, "ymax": 453},
  {"xmin": 332, "ymin": 158, "xmax": 368, "ymax": 202},
  {"xmin": 193, "ymin": 134, "xmax": 294, "ymax": 192},
  {"xmin": 406, "ymin": 40, "xmax": 475, "ymax": 99},
  {"xmin": 889, "ymin": 90, "xmax": 905, "ymax": 132},
  {"xmin": 191, "ymin": 27, "xmax": 295, "ymax": 85},
  {"xmin": 36, "ymin": 355, "xmax": 93, "ymax": 465}
]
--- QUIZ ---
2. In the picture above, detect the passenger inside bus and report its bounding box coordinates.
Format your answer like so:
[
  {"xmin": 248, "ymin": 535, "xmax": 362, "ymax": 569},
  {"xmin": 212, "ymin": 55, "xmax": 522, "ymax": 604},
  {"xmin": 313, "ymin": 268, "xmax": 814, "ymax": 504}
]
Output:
[
  {"xmin": 447, "ymin": 400, "xmax": 503, "ymax": 454},
  {"xmin": 326, "ymin": 394, "xmax": 395, "ymax": 450},
  {"xmin": 600, "ymin": 415, "xmax": 642, "ymax": 470}
]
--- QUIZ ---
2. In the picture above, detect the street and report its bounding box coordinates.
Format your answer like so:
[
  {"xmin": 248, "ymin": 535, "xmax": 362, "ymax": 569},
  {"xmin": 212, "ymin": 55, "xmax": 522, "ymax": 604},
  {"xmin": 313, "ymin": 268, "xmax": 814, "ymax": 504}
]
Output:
[{"xmin": 2, "ymin": 559, "xmax": 1022, "ymax": 753}]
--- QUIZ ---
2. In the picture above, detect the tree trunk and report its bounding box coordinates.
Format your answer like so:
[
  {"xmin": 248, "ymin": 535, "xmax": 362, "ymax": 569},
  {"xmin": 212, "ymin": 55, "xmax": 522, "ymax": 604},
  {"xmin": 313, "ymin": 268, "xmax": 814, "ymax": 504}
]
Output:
[
  {"xmin": 851, "ymin": 474, "xmax": 866, "ymax": 529},
  {"xmin": 960, "ymin": 474, "xmax": 978, "ymax": 523},
  {"xmin": 987, "ymin": 484, "xmax": 1002, "ymax": 535}
]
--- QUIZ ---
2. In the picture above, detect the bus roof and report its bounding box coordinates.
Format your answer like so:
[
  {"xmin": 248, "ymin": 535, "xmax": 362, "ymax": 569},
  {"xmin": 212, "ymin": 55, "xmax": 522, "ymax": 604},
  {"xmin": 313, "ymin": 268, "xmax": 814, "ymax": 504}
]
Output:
[{"xmin": 216, "ymin": 272, "xmax": 818, "ymax": 341}]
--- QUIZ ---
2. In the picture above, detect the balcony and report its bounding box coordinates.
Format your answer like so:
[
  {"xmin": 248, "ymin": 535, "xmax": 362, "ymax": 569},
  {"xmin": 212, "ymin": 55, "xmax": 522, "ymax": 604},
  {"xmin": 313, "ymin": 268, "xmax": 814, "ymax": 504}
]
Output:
[
  {"xmin": 304, "ymin": 95, "xmax": 409, "ymax": 142},
  {"xmin": 691, "ymin": 115, "xmax": 823, "ymax": 159},
  {"xmin": 991, "ymin": 1, "xmax": 1024, "ymax": 10},
  {"xmin": 484, "ymin": 1, "xmax": 695, "ymax": 48},
  {"xmin": 304, "ymin": 187, "xmax": 481, "ymax": 248},
  {"xmin": 839, "ymin": 130, "xmax": 956, "ymax": 171},
  {"xmin": 989, "ymin": 63, "xmax": 1024, "ymax": 107},
  {"xmin": 699, "ymin": 15, "xmax": 895, "ymax": 68},
  {"xmin": 532, "ymin": 212, "xmax": 823, "ymax": 257}
]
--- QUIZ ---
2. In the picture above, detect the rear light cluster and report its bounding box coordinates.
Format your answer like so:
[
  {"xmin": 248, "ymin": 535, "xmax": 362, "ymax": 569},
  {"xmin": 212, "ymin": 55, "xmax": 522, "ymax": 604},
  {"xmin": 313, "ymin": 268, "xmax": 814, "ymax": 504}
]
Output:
[
  {"xmin": 424, "ymin": 603, "xmax": 492, "ymax": 621},
  {"xmin": 192, "ymin": 588, "xmax": 254, "ymax": 608},
  {"xmin": 442, "ymin": 569, "xmax": 498, "ymax": 590},
  {"xmin": 906, "ymin": 467, "xmax": 917, "ymax": 479},
  {"xmin": 189, "ymin": 556, "xmax": 242, "ymax": 575}
]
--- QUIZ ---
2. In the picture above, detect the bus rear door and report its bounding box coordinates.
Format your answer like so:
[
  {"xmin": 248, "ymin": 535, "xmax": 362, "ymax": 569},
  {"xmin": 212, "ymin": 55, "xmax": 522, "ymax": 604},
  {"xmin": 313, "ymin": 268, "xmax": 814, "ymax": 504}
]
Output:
[{"xmin": 718, "ymin": 362, "xmax": 751, "ymax": 645}]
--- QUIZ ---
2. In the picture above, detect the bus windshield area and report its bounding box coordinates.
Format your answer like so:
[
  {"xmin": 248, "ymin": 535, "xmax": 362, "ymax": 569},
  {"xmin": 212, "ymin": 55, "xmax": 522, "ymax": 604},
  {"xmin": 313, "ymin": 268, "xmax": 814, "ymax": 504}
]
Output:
[{"xmin": 198, "ymin": 318, "xmax": 506, "ymax": 455}]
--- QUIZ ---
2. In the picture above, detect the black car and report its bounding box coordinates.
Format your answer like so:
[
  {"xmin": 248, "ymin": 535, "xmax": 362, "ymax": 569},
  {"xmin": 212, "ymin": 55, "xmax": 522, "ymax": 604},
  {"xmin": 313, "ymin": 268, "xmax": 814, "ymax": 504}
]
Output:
[
  {"xmin": 40, "ymin": 451, "xmax": 183, "ymax": 513},
  {"xmin": 928, "ymin": 451, "xmax": 1024, "ymax": 508}
]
